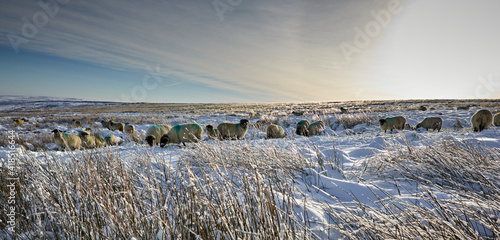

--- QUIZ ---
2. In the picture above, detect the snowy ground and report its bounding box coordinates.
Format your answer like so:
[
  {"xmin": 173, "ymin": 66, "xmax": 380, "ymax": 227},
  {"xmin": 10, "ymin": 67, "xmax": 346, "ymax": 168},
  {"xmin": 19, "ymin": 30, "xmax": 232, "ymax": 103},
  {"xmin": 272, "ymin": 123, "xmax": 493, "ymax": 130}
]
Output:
[{"xmin": 1, "ymin": 97, "xmax": 499, "ymax": 239}]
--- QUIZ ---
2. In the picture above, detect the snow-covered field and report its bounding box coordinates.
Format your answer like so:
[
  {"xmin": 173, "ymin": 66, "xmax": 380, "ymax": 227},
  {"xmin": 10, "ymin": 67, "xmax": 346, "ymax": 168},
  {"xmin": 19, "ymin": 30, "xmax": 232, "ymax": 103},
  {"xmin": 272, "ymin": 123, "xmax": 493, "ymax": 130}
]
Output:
[{"xmin": 1, "ymin": 97, "xmax": 499, "ymax": 239}]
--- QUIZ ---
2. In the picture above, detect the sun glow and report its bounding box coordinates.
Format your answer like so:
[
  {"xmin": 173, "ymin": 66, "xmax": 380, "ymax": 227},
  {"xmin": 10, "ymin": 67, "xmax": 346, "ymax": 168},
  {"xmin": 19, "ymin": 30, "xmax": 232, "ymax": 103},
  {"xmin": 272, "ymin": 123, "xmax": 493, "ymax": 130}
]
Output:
[{"xmin": 370, "ymin": 0, "xmax": 500, "ymax": 99}]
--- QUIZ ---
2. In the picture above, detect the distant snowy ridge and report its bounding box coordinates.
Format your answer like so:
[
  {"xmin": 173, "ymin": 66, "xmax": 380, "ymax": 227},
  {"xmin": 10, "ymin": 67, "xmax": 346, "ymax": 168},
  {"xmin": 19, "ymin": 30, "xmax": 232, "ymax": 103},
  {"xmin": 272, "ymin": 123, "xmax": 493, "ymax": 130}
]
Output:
[{"xmin": 0, "ymin": 95, "xmax": 118, "ymax": 111}]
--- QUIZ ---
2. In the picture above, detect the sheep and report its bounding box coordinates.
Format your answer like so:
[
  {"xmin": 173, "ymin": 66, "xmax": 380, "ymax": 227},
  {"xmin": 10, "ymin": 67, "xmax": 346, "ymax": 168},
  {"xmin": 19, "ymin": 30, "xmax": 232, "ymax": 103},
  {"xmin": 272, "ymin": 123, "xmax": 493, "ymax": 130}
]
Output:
[
  {"xmin": 296, "ymin": 119, "xmax": 310, "ymax": 136},
  {"xmin": 493, "ymin": 112, "xmax": 500, "ymax": 127},
  {"xmin": 13, "ymin": 118, "xmax": 28, "ymax": 127},
  {"xmin": 52, "ymin": 129, "xmax": 81, "ymax": 150},
  {"xmin": 415, "ymin": 117, "xmax": 443, "ymax": 132},
  {"xmin": 101, "ymin": 120, "xmax": 111, "ymax": 129},
  {"xmin": 78, "ymin": 131, "xmax": 105, "ymax": 148},
  {"xmin": 160, "ymin": 123, "xmax": 203, "ymax": 147},
  {"xmin": 124, "ymin": 123, "xmax": 135, "ymax": 135},
  {"xmin": 217, "ymin": 119, "xmax": 250, "ymax": 140},
  {"xmin": 145, "ymin": 124, "xmax": 172, "ymax": 147},
  {"xmin": 266, "ymin": 124, "xmax": 287, "ymax": 139},
  {"xmin": 72, "ymin": 119, "xmax": 82, "ymax": 128},
  {"xmin": 104, "ymin": 134, "xmax": 117, "ymax": 146},
  {"xmin": 108, "ymin": 120, "xmax": 124, "ymax": 132},
  {"xmin": 205, "ymin": 124, "xmax": 219, "ymax": 139},
  {"xmin": 471, "ymin": 109, "xmax": 493, "ymax": 132},
  {"xmin": 379, "ymin": 116, "xmax": 406, "ymax": 133},
  {"xmin": 307, "ymin": 121, "xmax": 326, "ymax": 136}
]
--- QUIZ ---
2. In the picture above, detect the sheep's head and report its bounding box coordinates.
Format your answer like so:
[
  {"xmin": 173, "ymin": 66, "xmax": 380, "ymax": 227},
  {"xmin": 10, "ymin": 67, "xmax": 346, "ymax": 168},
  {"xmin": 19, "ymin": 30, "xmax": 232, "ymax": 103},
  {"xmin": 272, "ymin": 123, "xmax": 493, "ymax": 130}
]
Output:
[
  {"xmin": 160, "ymin": 134, "xmax": 170, "ymax": 148},
  {"xmin": 79, "ymin": 131, "xmax": 90, "ymax": 138},
  {"xmin": 52, "ymin": 129, "xmax": 63, "ymax": 137},
  {"xmin": 379, "ymin": 119, "xmax": 387, "ymax": 126},
  {"xmin": 296, "ymin": 127, "xmax": 309, "ymax": 137},
  {"xmin": 240, "ymin": 119, "xmax": 250, "ymax": 128},
  {"xmin": 145, "ymin": 135, "xmax": 156, "ymax": 147}
]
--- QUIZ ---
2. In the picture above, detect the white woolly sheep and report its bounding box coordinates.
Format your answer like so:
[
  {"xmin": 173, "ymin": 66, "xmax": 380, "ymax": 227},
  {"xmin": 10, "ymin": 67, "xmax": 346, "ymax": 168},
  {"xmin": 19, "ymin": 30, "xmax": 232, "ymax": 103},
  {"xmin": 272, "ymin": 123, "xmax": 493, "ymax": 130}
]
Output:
[
  {"xmin": 217, "ymin": 119, "xmax": 250, "ymax": 140},
  {"xmin": 379, "ymin": 116, "xmax": 406, "ymax": 133},
  {"xmin": 296, "ymin": 119, "xmax": 310, "ymax": 136},
  {"xmin": 160, "ymin": 123, "xmax": 203, "ymax": 147},
  {"xmin": 72, "ymin": 119, "xmax": 82, "ymax": 128},
  {"xmin": 108, "ymin": 120, "xmax": 124, "ymax": 132},
  {"xmin": 52, "ymin": 129, "xmax": 81, "ymax": 150},
  {"xmin": 471, "ymin": 109, "xmax": 492, "ymax": 132},
  {"xmin": 415, "ymin": 117, "xmax": 443, "ymax": 132},
  {"xmin": 124, "ymin": 123, "xmax": 135, "ymax": 135},
  {"xmin": 205, "ymin": 124, "xmax": 219, "ymax": 139},
  {"xmin": 266, "ymin": 124, "xmax": 287, "ymax": 139},
  {"xmin": 493, "ymin": 112, "xmax": 500, "ymax": 127},
  {"xmin": 78, "ymin": 131, "xmax": 105, "ymax": 148},
  {"xmin": 104, "ymin": 134, "xmax": 117, "ymax": 146},
  {"xmin": 307, "ymin": 121, "xmax": 326, "ymax": 136},
  {"xmin": 145, "ymin": 124, "xmax": 172, "ymax": 147}
]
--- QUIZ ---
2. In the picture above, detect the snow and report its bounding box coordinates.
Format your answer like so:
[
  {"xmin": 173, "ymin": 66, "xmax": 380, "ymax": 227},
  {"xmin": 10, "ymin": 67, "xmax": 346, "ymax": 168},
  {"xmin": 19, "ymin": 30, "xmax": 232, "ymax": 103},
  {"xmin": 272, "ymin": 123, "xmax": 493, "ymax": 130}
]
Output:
[{"xmin": 0, "ymin": 97, "xmax": 499, "ymax": 239}]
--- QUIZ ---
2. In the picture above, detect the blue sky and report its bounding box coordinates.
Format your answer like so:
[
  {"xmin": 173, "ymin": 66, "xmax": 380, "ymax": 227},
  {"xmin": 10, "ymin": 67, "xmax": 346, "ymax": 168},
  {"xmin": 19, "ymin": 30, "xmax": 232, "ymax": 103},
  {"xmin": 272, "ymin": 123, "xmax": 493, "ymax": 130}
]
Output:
[{"xmin": 1, "ymin": 0, "xmax": 499, "ymax": 103}]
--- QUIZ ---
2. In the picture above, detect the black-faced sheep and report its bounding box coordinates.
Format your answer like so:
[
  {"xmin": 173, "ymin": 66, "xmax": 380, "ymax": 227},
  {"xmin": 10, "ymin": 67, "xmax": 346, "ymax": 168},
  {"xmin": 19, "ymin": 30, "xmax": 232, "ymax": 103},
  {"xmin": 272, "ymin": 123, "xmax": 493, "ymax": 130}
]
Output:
[
  {"xmin": 205, "ymin": 124, "xmax": 219, "ymax": 139},
  {"xmin": 415, "ymin": 117, "xmax": 443, "ymax": 132},
  {"xmin": 145, "ymin": 124, "xmax": 172, "ymax": 147},
  {"xmin": 72, "ymin": 119, "xmax": 82, "ymax": 128},
  {"xmin": 13, "ymin": 118, "xmax": 28, "ymax": 127},
  {"xmin": 108, "ymin": 120, "xmax": 124, "ymax": 132},
  {"xmin": 217, "ymin": 119, "xmax": 250, "ymax": 140},
  {"xmin": 160, "ymin": 123, "xmax": 203, "ymax": 147},
  {"xmin": 266, "ymin": 124, "xmax": 287, "ymax": 139},
  {"xmin": 493, "ymin": 112, "xmax": 500, "ymax": 127},
  {"xmin": 52, "ymin": 129, "xmax": 81, "ymax": 150},
  {"xmin": 104, "ymin": 134, "xmax": 117, "ymax": 146},
  {"xmin": 101, "ymin": 120, "xmax": 111, "ymax": 129},
  {"xmin": 78, "ymin": 131, "xmax": 105, "ymax": 148},
  {"xmin": 307, "ymin": 121, "xmax": 326, "ymax": 136},
  {"xmin": 471, "ymin": 109, "xmax": 492, "ymax": 132},
  {"xmin": 296, "ymin": 119, "xmax": 310, "ymax": 136},
  {"xmin": 379, "ymin": 116, "xmax": 406, "ymax": 133}
]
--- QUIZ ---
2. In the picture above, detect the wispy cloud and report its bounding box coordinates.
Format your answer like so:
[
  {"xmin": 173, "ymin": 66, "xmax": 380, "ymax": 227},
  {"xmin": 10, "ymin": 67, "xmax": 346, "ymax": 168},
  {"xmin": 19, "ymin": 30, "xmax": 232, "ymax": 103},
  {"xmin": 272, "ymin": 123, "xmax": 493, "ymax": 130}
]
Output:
[
  {"xmin": 2, "ymin": 0, "xmax": 498, "ymax": 102},
  {"xmin": 2, "ymin": 0, "xmax": 385, "ymax": 102}
]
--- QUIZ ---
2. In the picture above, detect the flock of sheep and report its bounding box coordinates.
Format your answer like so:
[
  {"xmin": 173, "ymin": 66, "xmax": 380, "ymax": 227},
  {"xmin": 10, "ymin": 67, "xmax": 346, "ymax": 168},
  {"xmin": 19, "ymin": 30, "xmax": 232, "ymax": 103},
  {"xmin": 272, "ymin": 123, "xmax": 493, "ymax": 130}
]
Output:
[
  {"xmin": 380, "ymin": 109, "xmax": 499, "ymax": 133},
  {"xmin": 12, "ymin": 109, "xmax": 500, "ymax": 151}
]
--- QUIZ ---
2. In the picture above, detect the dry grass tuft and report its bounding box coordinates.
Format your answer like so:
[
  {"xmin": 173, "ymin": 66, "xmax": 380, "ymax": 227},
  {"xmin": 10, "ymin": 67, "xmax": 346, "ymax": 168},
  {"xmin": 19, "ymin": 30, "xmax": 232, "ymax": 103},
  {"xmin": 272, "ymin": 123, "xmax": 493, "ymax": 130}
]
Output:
[
  {"xmin": 333, "ymin": 111, "xmax": 375, "ymax": 129},
  {"xmin": 1, "ymin": 142, "xmax": 318, "ymax": 239},
  {"xmin": 323, "ymin": 139, "xmax": 500, "ymax": 239}
]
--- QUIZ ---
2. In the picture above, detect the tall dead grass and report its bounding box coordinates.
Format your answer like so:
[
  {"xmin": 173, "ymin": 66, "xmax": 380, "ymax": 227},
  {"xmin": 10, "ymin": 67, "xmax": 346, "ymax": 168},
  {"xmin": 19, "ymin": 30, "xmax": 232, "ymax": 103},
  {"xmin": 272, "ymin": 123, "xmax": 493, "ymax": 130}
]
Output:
[
  {"xmin": 323, "ymin": 139, "xmax": 500, "ymax": 239},
  {"xmin": 1, "ymin": 141, "xmax": 317, "ymax": 239}
]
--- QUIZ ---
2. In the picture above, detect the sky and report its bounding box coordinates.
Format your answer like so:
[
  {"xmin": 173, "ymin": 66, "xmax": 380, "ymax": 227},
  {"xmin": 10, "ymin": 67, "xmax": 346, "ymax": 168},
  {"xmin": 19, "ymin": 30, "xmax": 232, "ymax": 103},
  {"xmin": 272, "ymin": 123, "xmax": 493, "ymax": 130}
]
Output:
[{"xmin": 1, "ymin": 0, "xmax": 499, "ymax": 103}]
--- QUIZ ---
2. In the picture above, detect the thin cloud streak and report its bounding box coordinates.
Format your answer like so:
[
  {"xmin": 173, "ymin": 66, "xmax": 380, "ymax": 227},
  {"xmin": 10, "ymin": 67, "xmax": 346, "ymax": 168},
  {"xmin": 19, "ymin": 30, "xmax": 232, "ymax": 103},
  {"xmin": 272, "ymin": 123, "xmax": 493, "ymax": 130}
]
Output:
[
  {"xmin": 3, "ymin": 0, "xmax": 498, "ymax": 102},
  {"xmin": 1, "ymin": 0, "xmax": 381, "ymax": 102}
]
